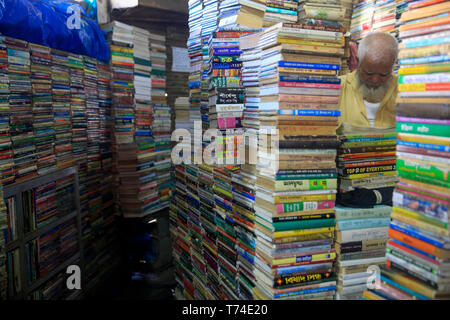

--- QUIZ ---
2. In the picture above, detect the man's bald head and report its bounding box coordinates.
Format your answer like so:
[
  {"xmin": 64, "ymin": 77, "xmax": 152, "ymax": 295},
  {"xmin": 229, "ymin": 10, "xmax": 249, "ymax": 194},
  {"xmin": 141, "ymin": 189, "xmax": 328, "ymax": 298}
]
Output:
[{"xmin": 357, "ymin": 32, "xmax": 398, "ymax": 66}]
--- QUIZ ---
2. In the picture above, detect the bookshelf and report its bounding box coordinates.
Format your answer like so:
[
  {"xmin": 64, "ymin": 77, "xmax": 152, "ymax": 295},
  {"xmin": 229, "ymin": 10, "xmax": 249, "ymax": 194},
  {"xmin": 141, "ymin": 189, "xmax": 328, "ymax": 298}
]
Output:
[{"xmin": 3, "ymin": 166, "xmax": 84, "ymax": 300}]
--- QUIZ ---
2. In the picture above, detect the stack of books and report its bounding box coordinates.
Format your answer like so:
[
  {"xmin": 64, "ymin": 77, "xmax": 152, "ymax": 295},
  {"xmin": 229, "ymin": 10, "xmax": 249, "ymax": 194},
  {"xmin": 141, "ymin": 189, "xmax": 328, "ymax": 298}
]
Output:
[
  {"xmin": 264, "ymin": 0, "xmax": 297, "ymax": 25},
  {"xmin": 68, "ymin": 53, "xmax": 87, "ymax": 165},
  {"xmin": 184, "ymin": 164, "xmax": 207, "ymax": 299},
  {"xmin": 171, "ymin": 162, "xmax": 195, "ymax": 299},
  {"xmin": 371, "ymin": 0, "xmax": 397, "ymax": 35},
  {"xmin": 340, "ymin": 0, "xmax": 354, "ymax": 32},
  {"xmin": 213, "ymin": 166, "xmax": 240, "ymax": 299},
  {"xmin": 231, "ymin": 165, "xmax": 258, "ymax": 299},
  {"xmin": 0, "ymin": 186, "xmax": 6, "ymax": 299},
  {"xmin": 297, "ymin": 0, "xmax": 346, "ymax": 25},
  {"xmin": 188, "ymin": 0, "xmax": 203, "ymax": 131},
  {"xmin": 335, "ymin": 125, "xmax": 397, "ymax": 299},
  {"xmin": 149, "ymin": 31, "xmax": 172, "ymax": 212},
  {"xmin": 30, "ymin": 44, "xmax": 56, "ymax": 176},
  {"xmin": 337, "ymin": 125, "xmax": 398, "ymax": 193},
  {"xmin": 197, "ymin": 163, "xmax": 220, "ymax": 299},
  {"xmin": 0, "ymin": 36, "xmax": 14, "ymax": 185},
  {"xmin": 174, "ymin": 96, "xmax": 192, "ymax": 132},
  {"xmin": 51, "ymin": 48, "xmax": 73, "ymax": 170},
  {"xmin": 253, "ymin": 21, "xmax": 343, "ymax": 300},
  {"xmin": 362, "ymin": 0, "xmax": 450, "ymax": 300},
  {"xmin": 8, "ymin": 38, "xmax": 37, "ymax": 183},
  {"xmin": 218, "ymin": 0, "xmax": 266, "ymax": 28},
  {"xmin": 349, "ymin": 0, "xmax": 375, "ymax": 42},
  {"xmin": 133, "ymin": 26, "xmax": 152, "ymax": 138},
  {"xmin": 102, "ymin": 21, "xmax": 135, "ymax": 145}
]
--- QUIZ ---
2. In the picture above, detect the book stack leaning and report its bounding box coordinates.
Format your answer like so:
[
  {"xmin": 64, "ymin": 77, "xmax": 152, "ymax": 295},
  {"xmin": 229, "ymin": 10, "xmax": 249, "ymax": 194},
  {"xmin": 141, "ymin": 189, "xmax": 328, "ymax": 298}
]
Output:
[
  {"xmin": 362, "ymin": 0, "xmax": 450, "ymax": 300},
  {"xmin": 253, "ymin": 21, "xmax": 345, "ymax": 300}
]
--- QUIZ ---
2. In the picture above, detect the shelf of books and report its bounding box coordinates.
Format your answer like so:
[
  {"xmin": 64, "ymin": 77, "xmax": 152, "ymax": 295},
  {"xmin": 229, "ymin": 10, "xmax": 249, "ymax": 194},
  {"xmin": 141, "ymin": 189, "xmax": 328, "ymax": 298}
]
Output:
[
  {"xmin": 362, "ymin": 0, "xmax": 450, "ymax": 300},
  {"xmin": 1, "ymin": 166, "xmax": 82, "ymax": 300},
  {"xmin": 0, "ymin": 33, "xmax": 120, "ymax": 299}
]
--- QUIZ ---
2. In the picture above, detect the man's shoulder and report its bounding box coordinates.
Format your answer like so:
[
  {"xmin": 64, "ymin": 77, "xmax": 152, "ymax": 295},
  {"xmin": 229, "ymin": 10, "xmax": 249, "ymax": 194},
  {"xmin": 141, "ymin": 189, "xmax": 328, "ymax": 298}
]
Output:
[{"xmin": 339, "ymin": 71, "xmax": 357, "ymax": 89}]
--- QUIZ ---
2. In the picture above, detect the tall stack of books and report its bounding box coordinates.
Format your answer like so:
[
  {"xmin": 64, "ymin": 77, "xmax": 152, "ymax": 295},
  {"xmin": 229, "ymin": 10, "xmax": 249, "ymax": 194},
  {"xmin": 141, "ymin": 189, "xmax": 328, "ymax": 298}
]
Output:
[
  {"xmin": 30, "ymin": 44, "xmax": 56, "ymax": 176},
  {"xmin": 0, "ymin": 36, "xmax": 14, "ymax": 186},
  {"xmin": 264, "ymin": 0, "xmax": 297, "ymax": 26},
  {"xmin": 349, "ymin": 0, "xmax": 375, "ymax": 42},
  {"xmin": 363, "ymin": 0, "xmax": 450, "ymax": 300},
  {"xmin": 51, "ymin": 49, "xmax": 73, "ymax": 170},
  {"xmin": 198, "ymin": 163, "xmax": 221, "ymax": 299},
  {"xmin": 372, "ymin": 0, "xmax": 397, "ymax": 35},
  {"xmin": 149, "ymin": 31, "xmax": 172, "ymax": 212},
  {"xmin": 252, "ymin": 21, "xmax": 343, "ymax": 300},
  {"xmin": 174, "ymin": 96, "xmax": 192, "ymax": 133},
  {"xmin": 171, "ymin": 163, "xmax": 195, "ymax": 299},
  {"xmin": 133, "ymin": 26, "xmax": 152, "ymax": 139},
  {"xmin": 8, "ymin": 38, "xmax": 37, "ymax": 183},
  {"xmin": 0, "ymin": 190, "xmax": 6, "ymax": 299},
  {"xmin": 188, "ymin": 0, "xmax": 203, "ymax": 132},
  {"xmin": 335, "ymin": 125, "xmax": 396, "ymax": 299},
  {"xmin": 340, "ymin": 0, "xmax": 354, "ymax": 32}
]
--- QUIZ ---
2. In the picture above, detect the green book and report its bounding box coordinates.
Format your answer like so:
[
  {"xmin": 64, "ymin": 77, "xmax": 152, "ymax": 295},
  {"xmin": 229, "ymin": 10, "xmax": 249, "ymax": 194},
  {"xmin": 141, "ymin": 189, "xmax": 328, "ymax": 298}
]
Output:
[
  {"xmin": 272, "ymin": 218, "xmax": 335, "ymax": 232},
  {"xmin": 397, "ymin": 122, "xmax": 450, "ymax": 138}
]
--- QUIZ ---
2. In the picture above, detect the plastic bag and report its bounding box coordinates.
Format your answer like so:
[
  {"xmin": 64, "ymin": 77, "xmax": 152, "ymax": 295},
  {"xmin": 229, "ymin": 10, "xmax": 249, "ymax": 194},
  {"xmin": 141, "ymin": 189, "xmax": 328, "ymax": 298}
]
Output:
[{"xmin": 0, "ymin": 0, "xmax": 109, "ymax": 62}]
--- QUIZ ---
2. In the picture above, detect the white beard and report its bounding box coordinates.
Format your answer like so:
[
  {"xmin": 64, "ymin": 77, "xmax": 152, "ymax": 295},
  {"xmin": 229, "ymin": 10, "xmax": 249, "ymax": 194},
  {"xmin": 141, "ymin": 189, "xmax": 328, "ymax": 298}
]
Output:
[{"xmin": 356, "ymin": 71, "xmax": 391, "ymax": 103}]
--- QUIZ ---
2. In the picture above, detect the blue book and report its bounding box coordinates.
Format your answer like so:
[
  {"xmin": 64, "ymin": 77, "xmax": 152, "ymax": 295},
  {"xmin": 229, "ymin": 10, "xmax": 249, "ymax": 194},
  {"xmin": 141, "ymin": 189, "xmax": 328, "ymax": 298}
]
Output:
[
  {"xmin": 274, "ymin": 285, "xmax": 336, "ymax": 298},
  {"xmin": 279, "ymin": 75, "xmax": 341, "ymax": 84},
  {"xmin": 404, "ymin": 36, "xmax": 450, "ymax": 49},
  {"xmin": 391, "ymin": 239, "xmax": 437, "ymax": 260},
  {"xmin": 278, "ymin": 61, "xmax": 340, "ymax": 70},
  {"xmin": 380, "ymin": 275, "xmax": 429, "ymax": 300},
  {"xmin": 399, "ymin": 54, "xmax": 450, "ymax": 65},
  {"xmin": 266, "ymin": 6, "xmax": 297, "ymax": 15},
  {"xmin": 337, "ymin": 217, "xmax": 391, "ymax": 231},
  {"xmin": 389, "ymin": 222, "xmax": 445, "ymax": 248},
  {"xmin": 277, "ymin": 110, "xmax": 341, "ymax": 116},
  {"xmin": 396, "ymin": 140, "xmax": 450, "ymax": 152}
]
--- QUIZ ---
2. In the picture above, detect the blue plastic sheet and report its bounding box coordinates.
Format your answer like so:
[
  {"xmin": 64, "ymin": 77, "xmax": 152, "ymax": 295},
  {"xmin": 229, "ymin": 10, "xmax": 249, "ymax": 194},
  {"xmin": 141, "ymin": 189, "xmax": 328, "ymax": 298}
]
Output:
[{"xmin": 0, "ymin": 0, "xmax": 109, "ymax": 62}]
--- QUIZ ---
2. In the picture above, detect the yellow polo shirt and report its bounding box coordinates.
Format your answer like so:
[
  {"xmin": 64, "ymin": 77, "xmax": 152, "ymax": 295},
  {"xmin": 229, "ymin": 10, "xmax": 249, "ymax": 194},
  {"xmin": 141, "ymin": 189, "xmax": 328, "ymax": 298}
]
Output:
[{"xmin": 338, "ymin": 70, "xmax": 398, "ymax": 129}]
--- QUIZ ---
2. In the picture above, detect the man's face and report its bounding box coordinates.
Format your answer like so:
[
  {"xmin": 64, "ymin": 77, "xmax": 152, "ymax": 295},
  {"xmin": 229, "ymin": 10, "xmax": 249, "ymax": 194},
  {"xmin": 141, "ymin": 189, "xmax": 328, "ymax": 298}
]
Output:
[
  {"xmin": 358, "ymin": 55, "xmax": 393, "ymax": 89},
  {"xmin": 356, "ymin": 54, "xmax": 394, "ymax": 102}
]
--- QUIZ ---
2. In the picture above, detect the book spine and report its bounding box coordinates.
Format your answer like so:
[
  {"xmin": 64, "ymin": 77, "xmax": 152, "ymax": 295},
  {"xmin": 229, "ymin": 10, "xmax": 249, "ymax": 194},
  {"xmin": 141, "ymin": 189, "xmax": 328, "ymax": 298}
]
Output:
[
  {"xmin": 391, "ymin": 211, "xmax": 449, "ymax": 237},
  {"xmin": 396, "ymin": 140, "xmax": 450, "ymax": 152},
  {"xmin": 337, "ymin": 218, "xmax": 391, "ymax": 231},
  {"xmin": 335, "ymin": 209, "xmax": 391, "ymax": 220},
  {"xmin": 399, "ymin": 82, "xmax": 450, "ymax": 92},
  {"xmin": 274, "ymin": 179, "xmax": 337, "ymax": 191},
  {"xmin": 282, "ymin": 22, "xmax": 344, "ymax": 32},
  {"xmin": 279, "ymin": 75, "xmax": 341, "ymax": 84},
  {"xmin": 339, "ymin": 164, "xmax": 396, "ymax": 176},
  {"xmin": 399, "ymin": 73, "xmax": 450, "ymax": 84},
  {"xmin": 398, "ymin": 63, "xmax": 450, "ymax": 75},
  {"xmin": 274, "ymin": 272, "xmax": 333, "ymax": 288},
  {"xmin": 278, "ymin": 61, "xmax": 340, "ymax": 70},
  {"xmin": 266, "ymin": 6, "xmax": 297, "ymax": 15},
  {"xmin": 212, "ymin": 69, "xmax": 241, "ymax": 77},
  {"xmin": 278, "ymin": 110, "xmax": 340, "ymax": 116},
  {"xmin": 278, "ymin": 81, "xmax": 340, "ymax": 89},
  {"xmin": 276, "ymin": 200, "xmax": 335, "ymax": 213},
  {"xmin": 399, "ymin": 54, "xmax": 450, "ymax": 65},
  {"xmin": 389, "ymin": 223, "xmax": 443, "ymax": 248},
  {"xmin": 272, "ymin": 252, "xmax": 337, "ymax": 266},
  {"xmin": 338, "ymin": 239, "xmax": 388, "ymax": 254},
  {"xmin": 213, "ymin": 47, "xmax": 242, "ymax": 55},
  {"xmin": 338, "ymin": 227, "xmax": 389, "ymax": 243},
  {"xmin": 212, "ymin": 62, "xmax": 243, "ymax": 69},
  {"xmin": 274, "ymin": 226, "xmax": 335, "ymax": 238},
  {"xmin": 397, "ymin": 158, "xmax": 449, "ymax": 184}
]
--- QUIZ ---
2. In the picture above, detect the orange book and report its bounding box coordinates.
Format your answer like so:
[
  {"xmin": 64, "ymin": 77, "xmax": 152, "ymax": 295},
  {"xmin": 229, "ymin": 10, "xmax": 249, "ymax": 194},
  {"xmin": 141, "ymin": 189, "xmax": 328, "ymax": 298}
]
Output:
[
  {"xmin": 399, "ymin": 15, "xmax": 450, "ymax": 31},
  {"xmin": 409, "ymin": 0, "xmax": 446, "ymax": 9},
  {"xmin": 401, "ymin": 1, "xmax": 450, "ymax": 22},
  {"xmin": 388, "ymin": 228, "xmax": 450, "ymax": 260}
]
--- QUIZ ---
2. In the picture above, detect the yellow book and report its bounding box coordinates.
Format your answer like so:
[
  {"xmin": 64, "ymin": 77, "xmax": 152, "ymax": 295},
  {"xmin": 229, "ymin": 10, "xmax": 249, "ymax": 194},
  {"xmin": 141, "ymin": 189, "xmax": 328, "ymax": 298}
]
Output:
[
  {"xmin": 393, "ymin": 206, "xmax": 447, "ymax": 229},
  {"xmin": 400, "ymin": 1, "xmax": 450, "ymax": 22},
  {"xmin": 391, "ymin": 212, "xmax": 450, "ymax": 237},
  {"xmin": 274, "ymin": 226, "xmax": 335, "ymax": 239},
  {"xmin": 398, "ymin": 63, "xmax": 450, "ymax": 75},
  {"xmin": 398, "ymin": 43, "xmax": 450, "ymax": 60},
  {"xmin": 397, "ymin": 132, "xmax": 450, "ymax": 146},
  {"xmin": 345, "ymin": 171, "xmax": 397, "ymax": 180},
  {"xmin": 277, "ymin": 67, "xmax": 337, "ymax": 75},
  {"xmin": 272, "ymin": 252, "xmax": 336, "ymax": 266},
  {"xmin": 278, "ymin": 37, "xmax": 344, "ymax": 48},
  {"xmin": 362, "ymin": 290, "xmax": 386, "ymax": 300},
  {"xmin": 274, "ymin": 194, "xmax": 336, "ymax": 203},
  {"xmin": 280, "ymin": 43, "xmax": 345, "ymax": 56}
]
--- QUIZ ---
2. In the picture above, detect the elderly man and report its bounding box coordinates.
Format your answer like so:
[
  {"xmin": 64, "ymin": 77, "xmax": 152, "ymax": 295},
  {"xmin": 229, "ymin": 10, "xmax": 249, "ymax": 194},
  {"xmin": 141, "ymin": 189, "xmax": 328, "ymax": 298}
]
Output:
[{"xmin": 338, "ymin": 32, "xmax": 399, "ymax": 128}]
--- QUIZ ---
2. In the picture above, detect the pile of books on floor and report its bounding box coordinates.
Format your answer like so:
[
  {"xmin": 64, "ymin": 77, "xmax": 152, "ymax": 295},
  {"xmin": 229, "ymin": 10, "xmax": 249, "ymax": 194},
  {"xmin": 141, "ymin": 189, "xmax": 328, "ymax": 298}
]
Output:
[
  {"xmin": 350, "ymin": 0, "xmax": 375, "ymax": 42},
  {"xmin": 363, "ymin": 0, "xmax": 450, "ymax": 300},
  {"xmin": 30, "ymin": 44, "xmax": 56, "ymax": 176},
  {"xmin": 253, "ymin": 21, "xmax": 344, "ymax": 300},
  {"xmin": 335, "ymin": 124, "xmax": 397, "ymax": 299}
]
